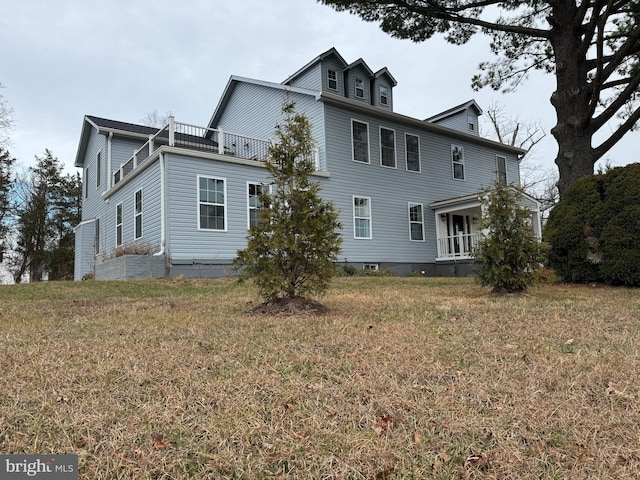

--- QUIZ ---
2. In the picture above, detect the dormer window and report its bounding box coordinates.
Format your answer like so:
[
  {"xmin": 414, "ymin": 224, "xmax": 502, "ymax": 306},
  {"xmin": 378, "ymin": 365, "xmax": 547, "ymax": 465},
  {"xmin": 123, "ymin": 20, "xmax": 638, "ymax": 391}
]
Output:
[
  {"xmin": 379, "ymin": 85, "xmax": 389, "ymax": 106},
  {"xmin": 327, "ymin": 69, "xmax": 338, "ymax": 91},
  {"xmin": 355, "ymin": 78, "xmax": 365, "ymax": 98},
  {"xmin": 467, "ymin": 114, "xmax": 476, "ymax": 131}
]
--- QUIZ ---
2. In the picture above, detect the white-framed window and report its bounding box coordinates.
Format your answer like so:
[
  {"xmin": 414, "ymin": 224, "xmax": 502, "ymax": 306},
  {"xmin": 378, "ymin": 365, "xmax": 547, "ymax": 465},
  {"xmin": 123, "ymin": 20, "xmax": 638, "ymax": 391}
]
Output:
[
  {"xmin": 353, "ymin": 196, "xmax": 372, "ymax": 239},
  {"xmin": 134, "ymin": 189, "xmax": 143, "ymax": 239},
  {"xmin": 198, "ymin": 175, "xmax": 226, "ymax": 231},
  {"xmin": 496, "ymin": 155, "xmax": 507, "ymax": 186},
  {"xmin": 84, "ymin": 167, "xmax": 89, "ymax": 199},
  {"xmin": 327, "ymin": 69, "xmax": 338, "ymax": 90},
  {"xmin": 380, "ymin": 127, "xmax": 396, "ymax": 168},
  {"xmin": 363, "ymin": 263, "xmax": 379, "ymax": 271},
  {"xmin": 408, "ymin": 203, "xmax": 425, "ymax": 242},
  {"xmin": 468, "ymin": 114, "xmax": 476, "ymax": 131},
  {"xmin": 405, "ymin": 133, "xmax": 420, "ymax": 172},
  {"xmin": 96, "ymin": 152, "xmax": 101, "ymax": 188},
  {"xmin": 355, "ymin": 78, "xmax": 365, "ymax": 98},
  {"xmin": 247, "ymin": 182, "xmax": 270, "ymax": 229},
  {"xmin": 379, "ymin": 85, "xmax": 389, "ymax": 106},
  {"xmin": 116, "ymin": 203, "xmax": 123, "ymax": 247},
  {"xmin": 351, "ymin": 120, "xmax": 370, "ymax": 163},
  {"xmin": 94, "ymin": 218, "xmax": 100, "ymax": 255},
  {"xmin": 452, "ymin": 145, "xmax": 465, "ymax": 180}
]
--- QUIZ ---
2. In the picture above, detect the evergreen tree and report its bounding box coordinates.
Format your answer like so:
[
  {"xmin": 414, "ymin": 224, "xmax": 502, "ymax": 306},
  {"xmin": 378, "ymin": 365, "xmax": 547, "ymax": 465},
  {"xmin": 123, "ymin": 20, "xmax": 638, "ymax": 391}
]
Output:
[
  {"xmin": 474, "ymin": 183, "xmax": 546, "ymax": 293},
  {"xmin": 234, "ymin": 103, "xmax": 342, "ymax": 304}
]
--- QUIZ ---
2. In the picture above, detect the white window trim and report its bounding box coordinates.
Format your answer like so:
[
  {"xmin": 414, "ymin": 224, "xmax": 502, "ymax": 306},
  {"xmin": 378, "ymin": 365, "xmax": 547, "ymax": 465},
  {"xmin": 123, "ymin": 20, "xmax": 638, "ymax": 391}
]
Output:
[
  {"xmin": 467, "ymin": 114, "xmax": 476, "ymax": 132},
  {"xmin": 405, "ymin": 133, "xmax": 421, "ymax": 173},
  {"xmin": 496, "ymin": 155, "xmax": 507, "ymax": 185},
  {"xmin": 84, "ymin": 167, "xmax": 89, "ymax": 199},
  {"xmin": 94, "ymin": 218, "xmax": 100, "ymax": 256},
  {"xmin": 451, "ymin": 145, "xmax": 465, "ymax": 181},
  {"xmin": 327, "ymin": 69, "xmax": 338, "ymax": 91},
  {"xmin": 115, "ymin": 202, "xmax": 123, "ymax": 247},
  {"xmin": 408, "ymin": 202, "xmax": 425, "ymax": 242},
  {"xmin": 353, "ymin": 195, "xmax": 372, "ymax": 240},
  {"xmin": 96, "ymin": 151, "xmax": 101, "ymax": 189},
  {"xmin": 197, "ymin": 175, "xmax": 227, "ymax": 232},
  {"xmin": 354, "ymin": 77, "xmax": 365, "ymax": 99},
  {"xmin": 134, "ymin": 189, "xmax": 143, "ymax": 240},
  {"xmin": 351, "ymin": 119, "xmax": 370, "ymax": 164},
  {"xmin": 246, "ymin": 181, "xmax": 271, "ymax": 229},
  {"xmin": 379, "ymin": 85, "xmax": 389, "ymax": 106},
  {"xmin": 379, "ymin": 126, "xmax": 397, "ymax": 169}
]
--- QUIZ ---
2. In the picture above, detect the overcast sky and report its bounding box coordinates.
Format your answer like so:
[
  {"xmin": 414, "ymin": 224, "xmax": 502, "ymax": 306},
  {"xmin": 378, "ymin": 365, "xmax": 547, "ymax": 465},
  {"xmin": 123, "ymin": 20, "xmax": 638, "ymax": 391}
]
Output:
[{"xmin": 1, "ymin": 0, "xmax": 637, "ymax": 180}]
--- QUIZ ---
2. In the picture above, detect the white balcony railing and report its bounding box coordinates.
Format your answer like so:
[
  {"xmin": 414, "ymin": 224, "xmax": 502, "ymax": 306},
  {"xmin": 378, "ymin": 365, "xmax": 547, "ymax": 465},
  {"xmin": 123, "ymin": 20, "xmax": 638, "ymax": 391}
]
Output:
[
  {"xmin": 437, "ymin": 232, "xmax": 481, "ymax": 259},
  {"xmin": 112, "ymin": 117, "xmax": 275, "ymax": 187}
]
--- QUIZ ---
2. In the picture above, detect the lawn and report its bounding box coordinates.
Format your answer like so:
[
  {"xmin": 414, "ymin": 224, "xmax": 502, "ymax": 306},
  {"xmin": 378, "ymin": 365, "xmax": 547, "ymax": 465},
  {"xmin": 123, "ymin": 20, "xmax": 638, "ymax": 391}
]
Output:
[{"xmin": 1, "ymin": 277, "xmax": 639, "ymax": 479}]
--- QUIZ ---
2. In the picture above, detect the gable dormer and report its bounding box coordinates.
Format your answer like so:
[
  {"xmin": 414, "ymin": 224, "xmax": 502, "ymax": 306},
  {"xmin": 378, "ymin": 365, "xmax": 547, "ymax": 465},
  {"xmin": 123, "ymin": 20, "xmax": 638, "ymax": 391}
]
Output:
[
  {"xmin": 425, "ymin": 100, "xmax": 483, "ymax": 136},
  {"xmin": 344, "ymin": 58, "xmax": 374, "ymax": 104},
  {"xmin": 373, "ymin": 68, "xmax": 397, "ymax": 111},
  {"xmin": 282, "ymin": 47, "xmax": 348, "ymax": 92}
]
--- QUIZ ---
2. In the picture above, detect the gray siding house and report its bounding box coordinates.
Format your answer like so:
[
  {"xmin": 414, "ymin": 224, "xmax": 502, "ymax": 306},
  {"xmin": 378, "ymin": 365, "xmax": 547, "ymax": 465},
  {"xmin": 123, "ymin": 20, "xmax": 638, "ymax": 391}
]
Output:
[{"xmin": 74, "ymin": 48, "xmax": 541, "ymax": 281}]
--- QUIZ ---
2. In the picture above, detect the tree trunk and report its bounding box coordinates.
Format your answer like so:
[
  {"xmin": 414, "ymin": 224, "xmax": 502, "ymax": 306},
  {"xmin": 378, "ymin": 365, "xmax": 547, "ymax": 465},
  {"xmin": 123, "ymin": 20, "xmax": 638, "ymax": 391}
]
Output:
[{"xmin": 549, "ymin": 2, "xmax": 596, "ymax": 199}]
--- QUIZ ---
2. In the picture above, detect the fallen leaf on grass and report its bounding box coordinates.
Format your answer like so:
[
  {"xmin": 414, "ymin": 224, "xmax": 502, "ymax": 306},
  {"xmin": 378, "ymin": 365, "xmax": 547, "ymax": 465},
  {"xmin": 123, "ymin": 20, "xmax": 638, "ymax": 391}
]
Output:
[
  {"xmin": 373, "ymin": 416, "xmax": 392, "ymax": 436},
  {"xmin": 291, "ymin": 431, "xmax": 307, "ymax": 439},
  {"xmin": 374, "ymin": 465, "xmax": 395, "ymax": 479},
  {"xmin": 413, "ymin": 431, "xmax": 421, "ymax": 445},
  {"xmin": 438, "ymin": 451, "xmax": 452, "ymax": 463},
  {"xmin": 606, "ymin": 384, "xmax": 633, "ymax": 401}
]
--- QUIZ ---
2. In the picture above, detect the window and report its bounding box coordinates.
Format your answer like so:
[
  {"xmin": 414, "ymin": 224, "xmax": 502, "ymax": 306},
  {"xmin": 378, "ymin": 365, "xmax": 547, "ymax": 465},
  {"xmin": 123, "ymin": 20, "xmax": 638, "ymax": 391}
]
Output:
[
  {"xmin": 94, "ymin": 218, "xmax": 100, "ymax": 255},
  {"xmin": 352, "ymin": 120, "xmax": 370, "ymax": 163},
  {"xmin": 84, "ymin": 167, "xmax": 89, "ymax": 198},
  {"xmin": 468, "ymin": 114, "xmax": 476, "ymax": 131},
  {"xmin": 408, "ymin": 203, "xmax": 425, "ymax": 241},
  {"xmin": 380, "ymin": 127, "xmax": 396, "ymax": 168},
  {"xmin": 355, "ymin": 78, "xmax": 365, "ymax": 98},
  {"xmin": 327, "ymin": 69, "xmax": 338, "ymax": 90},
  {"xmin": 496, "ymin": 155, "xmax": 507, "ymax": 186},
  {"xmin": 134, "ymin": 189, "xmax": 143, "ymax": 239},
  {"xmin": 353, "ymin": 196, "xmax": 372, "ymax": 239},
  {"xmin": 363, "ymin": 263, "xmax": 379, "ymax": 271},
  {"xmin": 379, "ymin": 85, "xmax": 389, "ymax": 105},
  {"xmin": 116, "ymin": 203, "xmax": 123, "ymax": 246},
  {"xmin": 452, "ymin": 145, "xmax": 465, "ymax": 180},
  {"xmin": 248, "ymin": 182, "xmax": 270, "ymax": 229},
  {"xmin": 96, "ymin": 152, "xmax": 101, "ymax": 188},
  {"xmin": 198, "ymin": 176, "xmax": 226, "ymax": 230},
  {"xmin": 405, "ymin": 133, "xmax": 420, "ymax": 172}
]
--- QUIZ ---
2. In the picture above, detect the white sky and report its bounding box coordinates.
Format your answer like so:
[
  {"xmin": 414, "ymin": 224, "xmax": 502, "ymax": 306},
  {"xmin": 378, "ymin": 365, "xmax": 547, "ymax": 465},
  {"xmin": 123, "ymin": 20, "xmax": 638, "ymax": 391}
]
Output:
[{"xmin": 0, "ymin": 0, "xmax": 637, "ymax": 180}]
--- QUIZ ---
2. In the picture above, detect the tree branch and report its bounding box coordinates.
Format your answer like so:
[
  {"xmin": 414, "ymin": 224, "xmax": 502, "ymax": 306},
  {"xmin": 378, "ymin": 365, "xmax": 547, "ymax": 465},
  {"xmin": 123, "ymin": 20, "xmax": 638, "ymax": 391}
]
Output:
[{"xmin": 593, "ymin": 104, "xmax": 640, "ymax": 159}]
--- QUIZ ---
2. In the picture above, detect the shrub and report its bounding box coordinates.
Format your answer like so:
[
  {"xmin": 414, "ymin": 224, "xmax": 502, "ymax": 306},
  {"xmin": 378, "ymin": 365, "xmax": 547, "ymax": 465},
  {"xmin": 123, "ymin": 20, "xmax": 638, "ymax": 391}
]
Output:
[
  {"xmin": 545, "ymin": 163, "xmax": 640, "ymax": 286},
  {"xmin": 474, "ymin": 183, "xmax": 546, "ymax": 293}
]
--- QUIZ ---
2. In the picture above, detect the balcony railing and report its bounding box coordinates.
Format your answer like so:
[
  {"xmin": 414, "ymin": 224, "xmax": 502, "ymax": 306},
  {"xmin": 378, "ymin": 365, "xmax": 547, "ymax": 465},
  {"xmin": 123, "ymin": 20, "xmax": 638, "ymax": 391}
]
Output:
[
  {"xmin": 437, "ymin": 232, "xmax": 481, "ymax": 259},
  {"xmin": 112, "ymin": 117, "xmax": 273, "ymax": 187}
]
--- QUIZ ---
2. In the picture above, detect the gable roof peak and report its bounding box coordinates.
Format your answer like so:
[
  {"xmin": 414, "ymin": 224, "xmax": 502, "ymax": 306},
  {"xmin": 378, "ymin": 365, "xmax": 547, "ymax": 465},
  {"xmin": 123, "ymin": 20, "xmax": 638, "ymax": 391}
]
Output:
[
  {"xmin": 425, "ymin": 99, "xmax": 483, "ymax": 123},
  {"xmin": 282, "ymin": 47, "xmax": 348, "ymax": 85}
]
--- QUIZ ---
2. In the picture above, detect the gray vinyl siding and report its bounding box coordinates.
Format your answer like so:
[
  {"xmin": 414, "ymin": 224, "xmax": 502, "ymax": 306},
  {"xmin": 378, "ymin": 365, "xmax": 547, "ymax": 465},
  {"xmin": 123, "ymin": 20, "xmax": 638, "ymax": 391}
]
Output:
[
  {"xmin": 165, "ymin": 153, "xmax": 273, "ymax": 262},
  {"xmin": 321, "ymin": 102, "xmax": 520, "ymax": 263},
  {"xmin": 111, "ymin": 137, "xmax": 148, "ymax": 176},
  {"xmin": 287, "ymin": 64, "xmax": 322, "ymax": 90},
  {"xmin": 372, "ymin": 78, "xmax": 393, "ymax": 111},
  {"xmin": 345, "ymin": 65, "xmax": 372, "ymax": 104},
  {"xmin": 80, "ymin": 130, "xmax": 107, "ymax": 223},
  {"xmin": 430, "ymin": 108, "xmax": 479, "ymax": 136},
  {"xmin": 322, "ymin": 57, "xmax": 346, "ymax": 95},
  {"xmin": 214, "ymin": 82, "xmax": 327, "ymax": 171}
]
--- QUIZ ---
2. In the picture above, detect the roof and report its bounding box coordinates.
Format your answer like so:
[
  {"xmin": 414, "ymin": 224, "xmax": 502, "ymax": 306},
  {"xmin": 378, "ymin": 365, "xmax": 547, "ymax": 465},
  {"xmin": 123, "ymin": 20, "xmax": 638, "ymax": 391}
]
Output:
[
  {"xmin": 425, "ymin": 99, "xmax": 483, "ymax": 123},
  {"xmin": 208, "ymin": 75, "xmax": 320, "ymax": 129},
  {"xmin": 344, "ymin": 58, "xmax": 374, "ymax": 77},
  {"xmin": 374, "ymin": 67, "xmax": 398, "ymax": 87},
  {"xmin": 430, "ymin": 187, "xmax": 541, "ymax": 210},
  {"xmin": 75, "ymin": 115, "xmax": 157, "ymax": 167},
  {"xmin": 282, "ymin": 47, "xmax": 348, "ymax": 85}
]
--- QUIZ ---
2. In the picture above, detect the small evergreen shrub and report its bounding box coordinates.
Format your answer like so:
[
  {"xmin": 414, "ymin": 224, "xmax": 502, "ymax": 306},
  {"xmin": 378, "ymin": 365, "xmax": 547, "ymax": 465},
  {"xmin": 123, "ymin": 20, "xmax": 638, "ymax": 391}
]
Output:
[
  {"xmin": 545, "ymin": 163, "xmax": 640, "ymax": 286},
  {"xmin": 474, "ymin": 183, "xmax": 546, "ymax": 293}
]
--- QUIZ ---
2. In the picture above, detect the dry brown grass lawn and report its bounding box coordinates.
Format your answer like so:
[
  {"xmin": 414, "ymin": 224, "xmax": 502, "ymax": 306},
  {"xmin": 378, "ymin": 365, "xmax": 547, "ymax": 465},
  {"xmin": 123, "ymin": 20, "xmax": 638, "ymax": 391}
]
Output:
[{"xmin": 1, "ymin": 277, "xmax": 639, "ymax": 479}]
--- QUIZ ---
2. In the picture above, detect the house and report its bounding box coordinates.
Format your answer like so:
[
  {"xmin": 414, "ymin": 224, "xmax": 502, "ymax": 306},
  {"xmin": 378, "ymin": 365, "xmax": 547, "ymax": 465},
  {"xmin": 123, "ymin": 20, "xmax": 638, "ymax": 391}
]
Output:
[{"xmin": 73, "ymin": 48, "xmax": 542, "ymax": 281}]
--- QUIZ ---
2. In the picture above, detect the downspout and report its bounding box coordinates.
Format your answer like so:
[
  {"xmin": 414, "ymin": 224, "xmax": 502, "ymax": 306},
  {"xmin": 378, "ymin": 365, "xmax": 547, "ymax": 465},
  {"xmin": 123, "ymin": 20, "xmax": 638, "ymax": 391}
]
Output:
[
  {"xmin": 154, "ymin": 152, "xmax": 166, "ymax": 256},
  {"xmin": 107, "ymin": 132, "xmax": 113, "ymax": 188}
]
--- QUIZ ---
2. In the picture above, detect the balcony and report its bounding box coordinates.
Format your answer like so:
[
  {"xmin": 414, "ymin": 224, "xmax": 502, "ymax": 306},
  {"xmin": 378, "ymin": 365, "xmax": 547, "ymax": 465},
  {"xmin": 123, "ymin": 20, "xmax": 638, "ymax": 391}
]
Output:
[{"xmin": 112, "ymin": 117, "xmax": 274, "ymax": 187}]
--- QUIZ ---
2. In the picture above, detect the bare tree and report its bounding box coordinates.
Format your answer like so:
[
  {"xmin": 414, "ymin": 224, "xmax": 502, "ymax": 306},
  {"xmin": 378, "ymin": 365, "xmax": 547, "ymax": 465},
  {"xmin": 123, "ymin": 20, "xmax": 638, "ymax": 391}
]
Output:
[
  {"xmin": 0, "ymin": 83, "xmax": 14, "ymax": 149},
  {"xmin": 140, "ymin": 109, "xmax": 173, "ymax": 128},
  {"xmin": 483, "ymin": 102, "xmax": 558, "ymax": 219}
]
